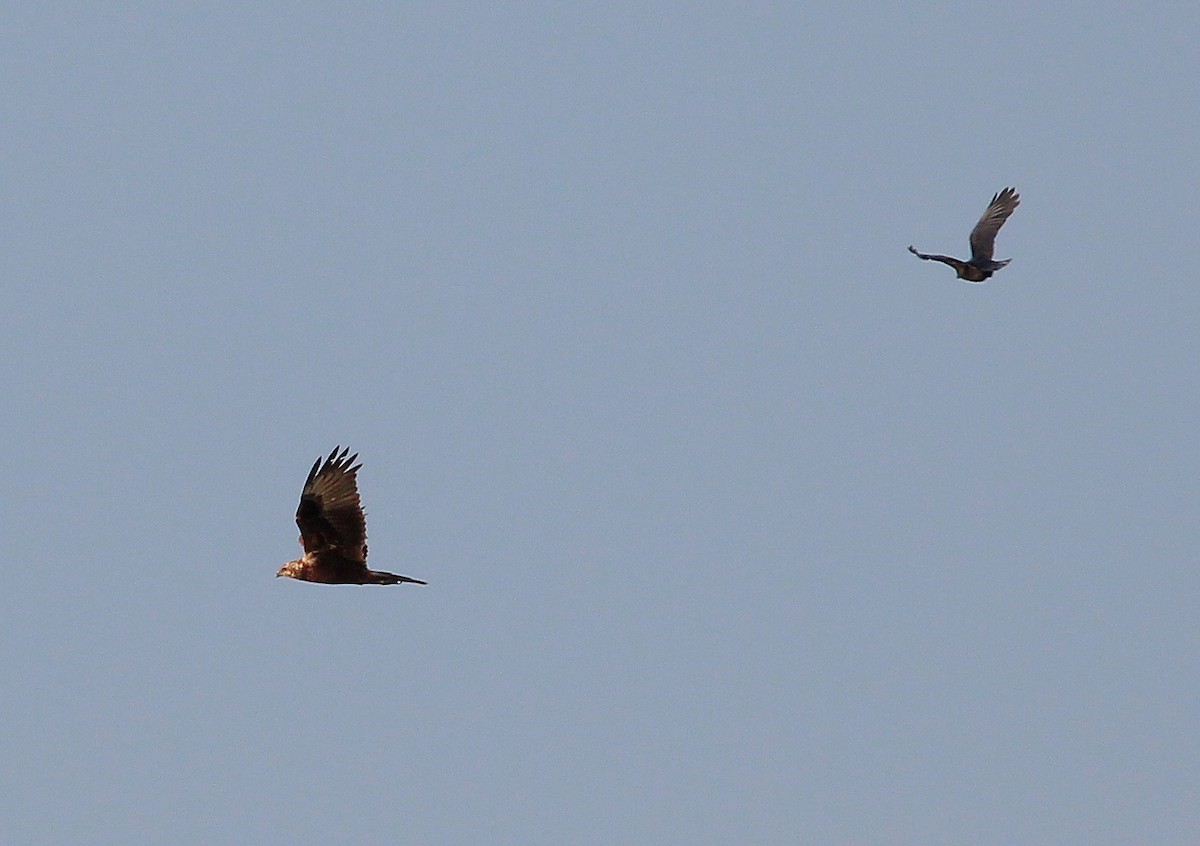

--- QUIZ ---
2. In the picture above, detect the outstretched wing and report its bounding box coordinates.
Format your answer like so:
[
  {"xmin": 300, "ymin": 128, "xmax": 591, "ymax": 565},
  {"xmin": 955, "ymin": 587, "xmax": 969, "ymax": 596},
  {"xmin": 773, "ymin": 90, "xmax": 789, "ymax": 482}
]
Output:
[
  {"xmin": 968, "ymin": 187, "xmax": 1019, "ymax": 263},
  {"xmin": 296, "ymin": 446, "xmax": 368, "ymax": 561},
  {"xmin": 908, "ymin": 245, "xmax": 969, "ymax": 275}
]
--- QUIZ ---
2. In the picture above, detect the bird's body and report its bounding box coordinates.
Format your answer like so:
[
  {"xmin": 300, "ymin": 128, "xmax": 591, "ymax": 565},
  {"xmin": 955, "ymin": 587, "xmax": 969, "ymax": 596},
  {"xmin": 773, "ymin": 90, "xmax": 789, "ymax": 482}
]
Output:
[
  {"xmin": 277, "ymin": 446, "xmax": 426, "ymax": 586},
  {"xmin": 909, "ymin": 187, "xmax": 1020, "ymax": 283}
]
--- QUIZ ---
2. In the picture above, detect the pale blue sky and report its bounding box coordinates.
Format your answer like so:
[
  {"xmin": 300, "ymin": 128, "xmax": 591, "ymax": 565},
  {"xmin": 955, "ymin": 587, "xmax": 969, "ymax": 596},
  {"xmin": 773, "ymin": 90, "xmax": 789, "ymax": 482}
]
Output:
[{"xmin": 3, "ymin": 3, "xmax": 1197, "ymax": 844}]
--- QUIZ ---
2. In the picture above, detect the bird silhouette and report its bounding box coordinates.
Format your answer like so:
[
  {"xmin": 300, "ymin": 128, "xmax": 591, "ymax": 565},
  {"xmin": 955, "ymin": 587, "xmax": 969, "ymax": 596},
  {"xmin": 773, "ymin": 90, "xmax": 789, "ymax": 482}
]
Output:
[
  {"xmin": 277, "ymin": 446, "xmax": 427, "ymax": 586},
  {"xmin": 909, "ymin": 187, "xmax": 1020, "ymax": 283}
]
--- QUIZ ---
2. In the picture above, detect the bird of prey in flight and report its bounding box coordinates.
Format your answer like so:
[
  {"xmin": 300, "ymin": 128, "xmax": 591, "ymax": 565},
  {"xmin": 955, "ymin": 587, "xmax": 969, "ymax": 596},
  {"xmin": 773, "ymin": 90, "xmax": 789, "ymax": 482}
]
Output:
[
  {"xmin": 277, "ymin": 446, "xmax": 427, "ymax": 586},
  {"xmin": 908, "ymin": 187, "xmax": 1020, "ymax": 283}
]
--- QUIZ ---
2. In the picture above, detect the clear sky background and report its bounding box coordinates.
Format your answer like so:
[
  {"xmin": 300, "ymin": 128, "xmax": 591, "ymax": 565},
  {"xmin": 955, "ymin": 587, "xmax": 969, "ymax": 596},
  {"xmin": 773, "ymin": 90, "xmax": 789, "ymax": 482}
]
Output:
[{"xmin": 3, "ymin": 3, "xmax": 1197, "ymax": 844}]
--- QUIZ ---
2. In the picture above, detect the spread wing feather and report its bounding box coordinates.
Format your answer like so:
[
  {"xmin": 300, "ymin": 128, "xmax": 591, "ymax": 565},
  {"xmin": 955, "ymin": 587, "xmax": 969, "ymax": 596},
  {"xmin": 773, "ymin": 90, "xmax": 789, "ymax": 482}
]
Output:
[
  {"xmin": 968, "ymin": 187, "xmax": 1020, "ymax": 263},
  {"xmin": 296, "ymin": 446, "xmax": 368, "ymax": 561}
]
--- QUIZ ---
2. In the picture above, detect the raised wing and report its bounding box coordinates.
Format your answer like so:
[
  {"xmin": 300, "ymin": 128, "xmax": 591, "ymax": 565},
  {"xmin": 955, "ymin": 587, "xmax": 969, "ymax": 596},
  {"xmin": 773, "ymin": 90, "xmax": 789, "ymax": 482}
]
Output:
[
  {"xmin": 968, "ymin": 187, "xmax": 1019, "ymax": 263},
  {"xmin": 295, "ymin": 446, "xmax": 368, "ymax": 561}
]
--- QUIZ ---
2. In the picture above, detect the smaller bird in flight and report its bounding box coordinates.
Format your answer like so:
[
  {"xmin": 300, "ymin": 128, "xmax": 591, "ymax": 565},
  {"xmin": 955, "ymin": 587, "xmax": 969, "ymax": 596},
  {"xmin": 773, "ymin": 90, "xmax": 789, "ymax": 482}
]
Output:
[
  {"xmin": 908, "ymin": 187, "xmax": 1020, "ymax": 283},
  {"xmin": 277, "ymin": 446, "xmax": 427, "ymax": 586}
]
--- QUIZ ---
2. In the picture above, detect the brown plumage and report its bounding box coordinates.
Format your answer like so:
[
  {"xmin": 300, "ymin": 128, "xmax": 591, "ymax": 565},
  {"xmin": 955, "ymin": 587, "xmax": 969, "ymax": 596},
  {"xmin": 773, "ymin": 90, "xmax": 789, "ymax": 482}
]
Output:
[
  {"xmin": 277, "ymin": 446, "xmax": 427, "ymax": 586},
  {"xmin": 908, "ymin": 187, "xmax": 1020, "ymax": 283}
]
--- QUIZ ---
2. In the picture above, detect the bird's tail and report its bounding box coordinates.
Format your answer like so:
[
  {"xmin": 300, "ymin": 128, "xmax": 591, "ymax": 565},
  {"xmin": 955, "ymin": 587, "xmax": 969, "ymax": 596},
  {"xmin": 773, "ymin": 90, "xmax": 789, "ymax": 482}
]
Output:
[{"xmin": 367, "ymin": 569, "xmax": 428, "ymax": 586}]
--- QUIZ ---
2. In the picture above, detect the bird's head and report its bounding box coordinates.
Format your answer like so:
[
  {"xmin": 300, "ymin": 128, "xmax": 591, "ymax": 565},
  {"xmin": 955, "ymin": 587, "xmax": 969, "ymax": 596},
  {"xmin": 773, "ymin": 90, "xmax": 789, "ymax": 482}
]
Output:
[{"xmin": 276, "ymin": 560, "xmax": 303, "ymax": 580}]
